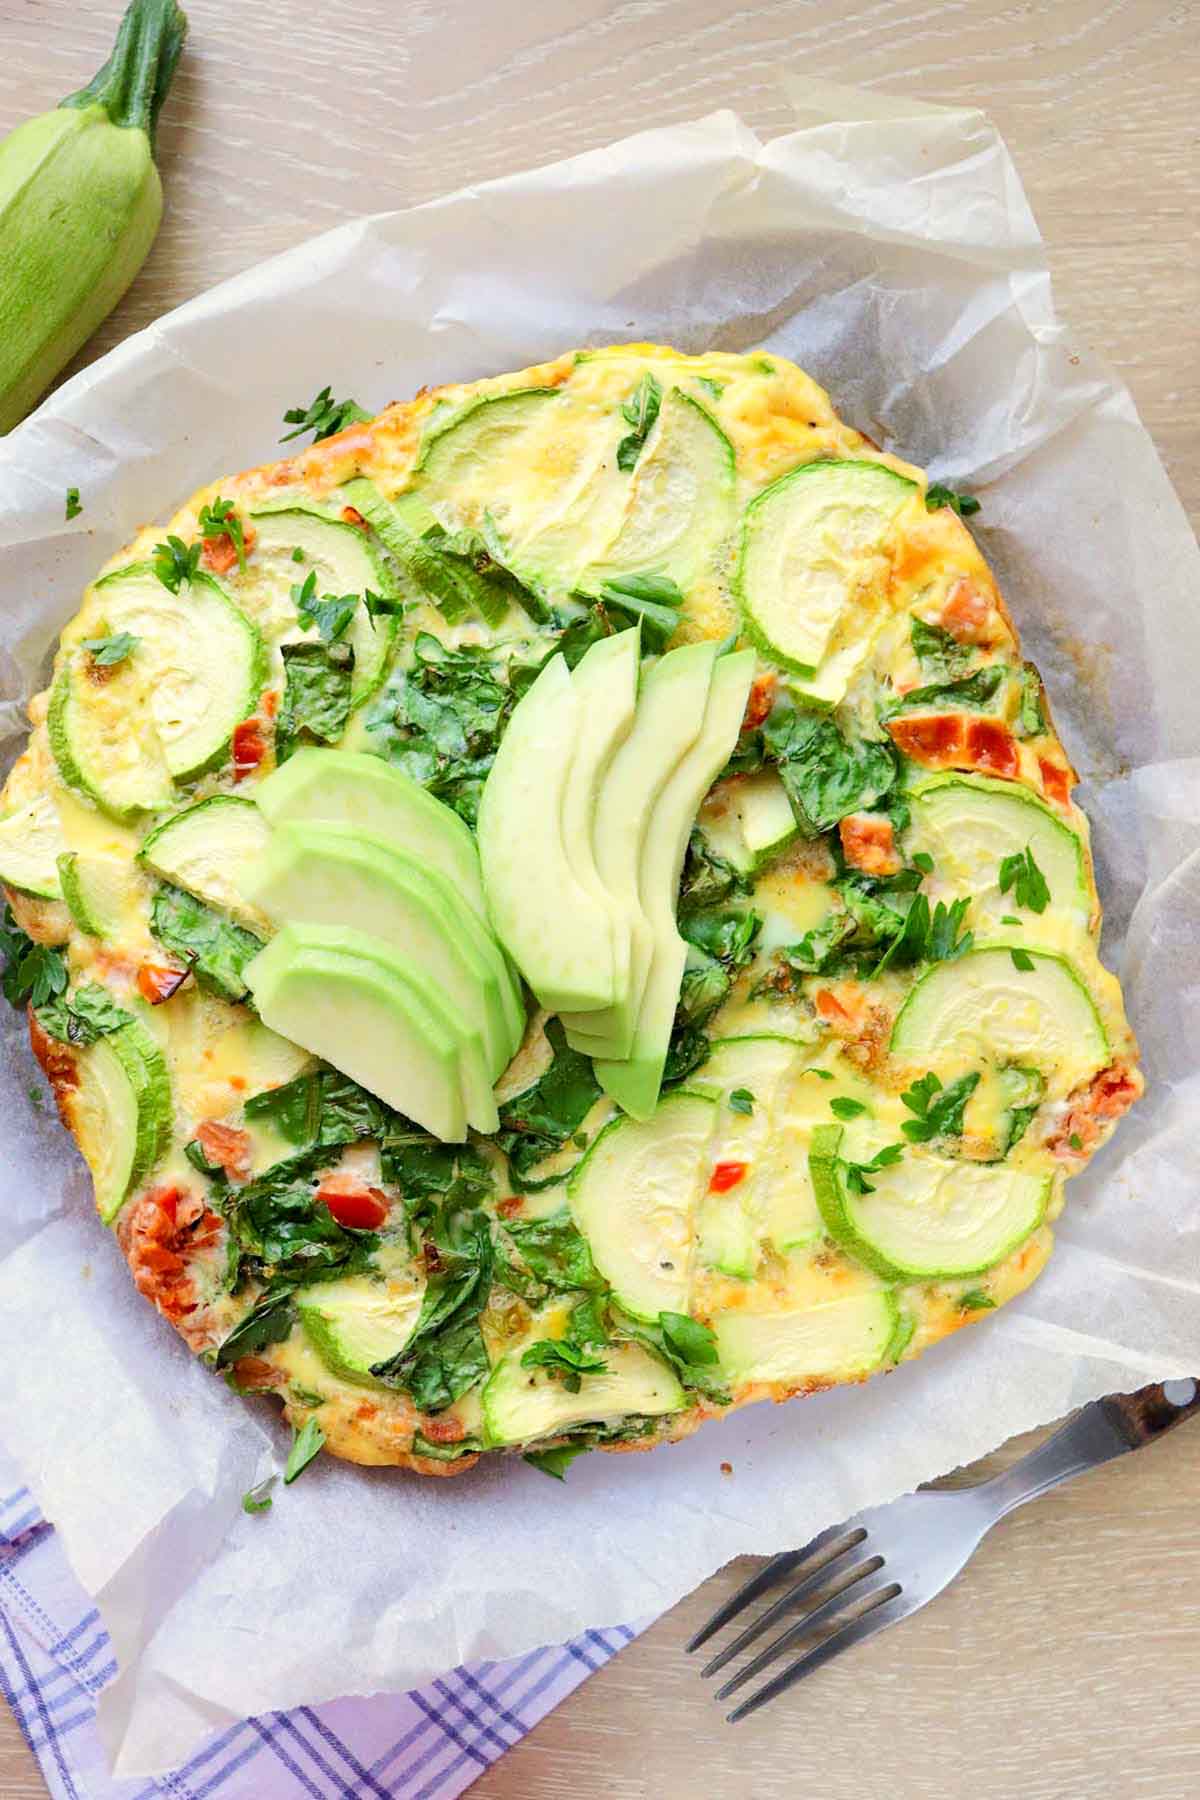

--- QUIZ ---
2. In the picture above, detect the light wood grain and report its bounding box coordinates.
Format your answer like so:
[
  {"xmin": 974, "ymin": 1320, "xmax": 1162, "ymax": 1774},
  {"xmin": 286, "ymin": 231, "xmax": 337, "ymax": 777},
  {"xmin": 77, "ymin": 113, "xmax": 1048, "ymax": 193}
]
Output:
[{"xmin": 0, "ymin": 0, "xmax": 1197, "ymax": 1794}]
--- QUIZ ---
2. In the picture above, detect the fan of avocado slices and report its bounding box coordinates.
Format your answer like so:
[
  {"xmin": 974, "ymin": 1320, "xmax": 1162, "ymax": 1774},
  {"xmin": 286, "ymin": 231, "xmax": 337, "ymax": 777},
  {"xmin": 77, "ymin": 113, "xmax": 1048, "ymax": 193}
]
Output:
[{"xmin": 0, "ymin": 345, "xmax": 1141, "ymax": 1479}]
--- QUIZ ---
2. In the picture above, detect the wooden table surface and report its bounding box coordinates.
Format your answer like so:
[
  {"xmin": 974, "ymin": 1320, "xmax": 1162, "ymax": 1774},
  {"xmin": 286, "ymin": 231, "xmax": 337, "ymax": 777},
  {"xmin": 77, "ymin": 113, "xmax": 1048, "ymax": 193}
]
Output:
[{"xmin": 1, "ymin": 0, "xmax": 1198, "ymax": 1793}]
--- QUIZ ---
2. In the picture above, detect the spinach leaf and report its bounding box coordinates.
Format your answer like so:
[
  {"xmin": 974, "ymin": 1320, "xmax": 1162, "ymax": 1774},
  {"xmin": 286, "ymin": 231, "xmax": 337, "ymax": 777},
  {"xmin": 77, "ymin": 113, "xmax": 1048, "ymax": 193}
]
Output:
[
  {"xmin": 0, "ymin": 906, "xmax": 67, "ymax": 1010},
  {"xmin": 886, "ymin": 665, "xmax": 1005, "ymax": 716},
  {"xmin": 520, "ymin": 1336, "xmax": 609, "ymax": 1394},
  {"xmin": 400, "ymin": 1316, "xmax": 490, "ymax": 1414},
  {"xmin": 900, "ymin": 1071, "xmax": 980, "ymax": 1142},
  {"xmin": 150, "ymin": 882, "xmax": 263, "ymax": 1003},
  {"xmin": 280, "ymin": 386, "xmax": 371, "ymax": 444},
  {"xmin": 411, "ymin": 1430, "xmax": 482, "ymax": 1463},
  {"xmin": 505, "ymin": 1211, "xmax": 606, "ymax": 1294},
  {"xmin": 244, "ymin": 1067, "xmax": 390, "ymax": 1149},
  {"xmin": 523, "ymin": 1443, "xmax": 591, "ymax": 1480},
  {"xmin": 616, "ymin": 373, "xmax": 662, "ymax": 471},
  {"xmin": 659, "ymin": 1311, "xmax": 719, "ymax": 1367},
  {"xmin": 925, "ymin": 484, "xmax": 981, "ymax": 517},
  {"xmin": 214, "ymin": 1294, "xmax": 297, "ymax": 1369},
  {"xmin": 65, "ymin": 486, "xmax": 82, "ymax": 521},
  {"xmin": 276, "ymin": 641, "xmax": 353, "ymax": 760},
  {"xmin": 370, "ymin": 1200, "xmax": 494, "ymax": 1412},
  {"xmin": 762, "ymin": 697, "xmax": 898, "ymax": 836},
  {"xmin": 234, "ymin": 1165, "xmax": 378, "ymax": 1280},
  {"xmin": 957, "ymin": 1288, "xmax": 996, "ymax": 1312},
  {"xmin": 661, "ymin": 1023, "xmax": 712, "ymax": 1087},
  {"xmin": 617, "ymin": 1310, "xmax": 729, "ymax": 1404},
  {"xmin": 676, "ymin": 952, "xmax": 731, "ymax": 1030},
  {"xmin": 910, "ymin": 615, "xmax": 973, "ymax": 679},
  {"xmin": 595, "ymin": 571, "xmax": 684, "ymax": 653},
  {"xmin": 679, "ymin": 906, "xmax": 761, "ymax": 969},
  {"xmin": 34, "ymin": 982, "xmax": 129, "ymax": 1046},
  {"xmin": 367, "ymin": 633, "xmax": 512, "ymax": 827},
  {"xmin": 495, "ymin": 1018, "xmax": 600, "ymax": 1190},
  {"xmin": 679, "ymin": 829, "xmax": 753, "ymax": 911}
]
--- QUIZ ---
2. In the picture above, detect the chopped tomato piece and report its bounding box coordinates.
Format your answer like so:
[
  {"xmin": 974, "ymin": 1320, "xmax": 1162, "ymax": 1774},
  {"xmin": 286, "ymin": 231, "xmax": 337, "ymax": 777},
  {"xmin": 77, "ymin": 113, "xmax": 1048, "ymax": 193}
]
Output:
[
  {"xmin": 231, "ymin": 718, "xmax": 267, "ymax": 780},
  {"xmin": 196, "ymin": 1119, "xmax": 253, "ymax": 1180},
  {"xmin": 1039, "ymin": 756, "xmax": 1072, "ymax": 808},
  {"xmin": 1048, "ymin": 1063, "xmax": 1140, "ymax": 1159},
  {"xmin": 200, "ymin": 520, "xmax": 255, "ymax": 576},
  {"xmin": 965, "ymin": 717, "xmax": 1019, "ymax": 777},
  {"xmin": 261, "ymin": 688, "xmax": 279, "ymax": 719},
  {"xmin": 497, "ymin": 1195, "xmax": 524, "ymax": 1220},
  {"xmin": 742, "ymin": 672, "xmax": 777, "ymax": 732},
  {"xmin": 232, "ymin": 1356, "xmax": 281, "ymax": 1391},
  {"xmin": 709, "ymin": 1160, "xmax": 748, "ymax": 1193},
  {"xmin": 839, "ymin": 812, "xmax": 900, "ymax": 877},
  {"xmin": 939, "ymin": 579, "xmax": 994, "ymax": 644},
  {"xmin": 341, "ymin": 505, "xmax": 368, "ymax": 530},
  {"xmin": 137, "ymin": 961, "xmax": 189, "ymax": 1005},
  {"xmin": 815, "ymin": 987, "xmax": 851, "ymax": 1023},
  {"xmin": 318, "ymin": 1178, "xmax": 389, "ymax": 1231},
  {"xmin": 887, "ymin": 711, "xmax": 1018, "ymax": 779},
  {"xmin": 117, "ymin": 1185, "xmax": 222, "ymax": 1325}
]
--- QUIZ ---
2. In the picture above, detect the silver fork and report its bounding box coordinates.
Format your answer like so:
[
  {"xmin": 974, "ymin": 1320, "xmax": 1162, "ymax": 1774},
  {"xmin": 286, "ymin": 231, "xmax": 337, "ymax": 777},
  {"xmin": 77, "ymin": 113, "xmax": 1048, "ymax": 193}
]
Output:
[{"xmin": 689, "ymin": 1378, "xmax": 1200, "ymax": 1722}]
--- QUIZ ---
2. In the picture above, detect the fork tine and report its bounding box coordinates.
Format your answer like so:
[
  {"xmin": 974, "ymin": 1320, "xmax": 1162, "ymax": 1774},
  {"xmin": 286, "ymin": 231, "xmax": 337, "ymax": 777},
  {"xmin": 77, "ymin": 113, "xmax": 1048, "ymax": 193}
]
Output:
[
  {"xmin": 698, "ymin": 1528, "xmax": 868, "ymax": 1679},
  {"xmin": 685, "ymin": 1519, "xmax": 857, "ymax": 1653},
  {"xmin": 713, "ymin": 1553, "xmax": 885, "ymax": 1700},
  {"xmin": 725, "ymin": 1587, "xmax": 908, "ymax": 1723}
]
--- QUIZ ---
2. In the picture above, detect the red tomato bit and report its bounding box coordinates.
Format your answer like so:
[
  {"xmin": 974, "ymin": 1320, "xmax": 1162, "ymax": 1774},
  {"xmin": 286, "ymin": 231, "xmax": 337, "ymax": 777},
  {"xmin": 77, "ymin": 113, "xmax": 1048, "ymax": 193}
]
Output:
[
  {"xmin": 137, "ymin": 961, "xmax": 189, "ymax": 1004},
  {"xmin": 231, "ymin": 717, "xmax": 267, "ymax": 781},
  {"xmin": 318, "ymin": 1180, "xmax": 390, "ymax": 1231},
  {"xmin": 709, "ymin": 1160, "xmax": 748, "ymax": 1193}
]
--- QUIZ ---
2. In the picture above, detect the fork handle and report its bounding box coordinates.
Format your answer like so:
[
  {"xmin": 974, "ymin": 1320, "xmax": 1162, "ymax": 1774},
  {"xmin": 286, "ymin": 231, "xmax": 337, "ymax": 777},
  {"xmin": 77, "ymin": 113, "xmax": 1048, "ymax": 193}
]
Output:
[{"xmin": 980, "ymin": 1378, "xmax": 1200, "ymax": 1521}]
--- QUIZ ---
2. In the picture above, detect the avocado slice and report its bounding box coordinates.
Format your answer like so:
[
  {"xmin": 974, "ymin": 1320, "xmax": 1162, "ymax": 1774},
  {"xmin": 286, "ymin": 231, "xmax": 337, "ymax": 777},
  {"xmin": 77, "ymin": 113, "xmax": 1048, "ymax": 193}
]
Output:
[
  {"xmin": 714, "ymin": 1289, "xmax": 900, "ymax": 1387},
  {"xmin": 810, "ymin": 1121, "xmax": 1050, "ymax": 1281},
  {"xmin": 245, "ymin": 924, "xmax": 478, "ymax": 1142},
  {"xmin": 247, "ymin": 820, "xmax": 519, "ymax": 1078},
  {"xmin": 906, "ymin": 773, "xmax": 1089, "ymax": 931},
  {"xmin": 560, "ymin": 624, "xmax": 640, "ymax": 954},
  {"xmin": 0, "ymin": 793, "xmax": 64, "ymax": 899},
  {"xmin": 890, "ymin": 946, "xmax": 1108, "ymax": 1098},
  {"xmin": 568, "ymin": 1090, "xmax": 717, "ymax": 1321},
  {"xmin": 478, "ymin": 654, "xmax": 619, "ymax": 1015},
  {"xmin": 561, "ymin": 639, "xmax": 718, "ymax": 1058},
  {"xmin": 255, "ymin": 748, "xmax": 491, "ymax": 925},
  {"xmin": 735, "ymin": 460, "xmax": 917, "ymax": 676},
  {"xmin": 246, "ymin": 507, "xmax": 398, "ymax": 709},
  {"xmin": 596, "ymin": 650, "xmax": 755, "ymax": 1120},
  {"xmin": 68, "ymin": 1019, "xmax": 172, "ymax": 1223},
  {"xmin": 139, "ymin": 795, "xmax": 273, "ymax": 935},
  {"xmin": 481, "ymin": 1335, "xmax": 683, "ymax": 1449},
  {"xmin": 297, "ymin": 1262, "xmax": 425, "ymax": 1387}
]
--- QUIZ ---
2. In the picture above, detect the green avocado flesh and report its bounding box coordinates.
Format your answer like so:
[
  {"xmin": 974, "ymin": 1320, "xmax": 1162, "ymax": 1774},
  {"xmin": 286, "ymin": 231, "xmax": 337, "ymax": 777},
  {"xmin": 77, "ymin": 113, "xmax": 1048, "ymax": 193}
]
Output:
[
  {"xmin": 255, "ymin": 749, "xmax": 490, "ymax": 923},
  {"xmin": 245, "ymin": 924, "xmax": 486, "ymax": 1141},
  {"xmin": 248, "ymin": 820, "xmax": 519, "ymax": 1079},
  {"xmin": 482, "ymin": 1337, "xmax": 683, "ymax": 1448}
]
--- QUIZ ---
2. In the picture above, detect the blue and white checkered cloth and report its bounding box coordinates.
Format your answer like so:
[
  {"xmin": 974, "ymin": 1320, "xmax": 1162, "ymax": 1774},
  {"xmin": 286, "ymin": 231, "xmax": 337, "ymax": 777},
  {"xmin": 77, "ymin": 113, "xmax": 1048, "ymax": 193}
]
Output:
[{"xmin": 0, "ymin": 1473, "xmax": 651, "ymax": 1798}]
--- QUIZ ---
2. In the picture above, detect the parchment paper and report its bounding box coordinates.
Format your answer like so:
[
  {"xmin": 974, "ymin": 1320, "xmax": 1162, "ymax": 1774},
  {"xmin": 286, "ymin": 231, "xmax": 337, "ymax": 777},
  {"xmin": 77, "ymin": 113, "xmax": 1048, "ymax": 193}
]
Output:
[{"xmin": 1, "ymin": 82, "xmax": 1197, "ymax": 1778}]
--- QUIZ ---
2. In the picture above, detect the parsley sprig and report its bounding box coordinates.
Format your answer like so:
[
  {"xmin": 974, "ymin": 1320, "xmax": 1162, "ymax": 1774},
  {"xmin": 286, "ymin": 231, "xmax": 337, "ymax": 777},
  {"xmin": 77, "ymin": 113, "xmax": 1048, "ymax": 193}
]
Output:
[
  {"xmin": 79, "ymin": 631, "xmax": 138, "ymax": 667},
  {"xmin": 152, "ymin": 534, "xmax": 201, "ymax": 594},
  {"xmin": 616, "ymin": 373, "xmax": 662, "ymax": 472},
  {"xmin": 292, "ymin": 569, "xmax": 359, "ymax": 645},
  {"xmin": 900, "ymin": 1070, "xmax": 980, "ymax": 1142},
  {"xmin": 0, "ymin": 906, "xmax": 67, "ymax": 1009},
  {"xmin": 280, "ymin": 386, "xmax": 371, "ymax": 444},
  {"xmin": 842, "ymin": 1143, "xmax": 904, "ymax": 1195},
  {"xmin": 998, "ymin": 846, "xmax": 1050, "ymax": 914},
  {"xmin": 197, "ymin": 496, "xmax": 247, "ymax": 571},
  {"xmin": 925, "ymin": 484, "xmax": 981, "ymax": 517}
]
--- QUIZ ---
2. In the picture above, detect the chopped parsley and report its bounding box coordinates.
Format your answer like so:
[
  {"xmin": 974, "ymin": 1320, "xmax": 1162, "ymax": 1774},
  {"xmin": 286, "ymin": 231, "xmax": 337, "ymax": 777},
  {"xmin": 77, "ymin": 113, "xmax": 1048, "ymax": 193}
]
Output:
[
  {"xmin": 616, "ymin": 373, "xmax": 662, "ymax": 471},
  {"xmin": 242, "ymin": 1477, "xmax": 276, "ymax": 1514},
  {"xmin": 0, "ymin": 906, "xmax": 67, "ymax": 1009},
  {"xmin": 842, "ymin": 1143, "xmax": 904, "ymax": 1195},
  {"xmin": 911, "ymin": 852, "xmax": 933, "ymax": 874},
  {"xmin": 900, "ymin": 1070, "xmax": 980, "ymax": 1142},
  {"xmin": 830, "ymin": 1096, "xmax": 868, "ymax": 1120},
  {"xmin": 280, "ymin": 386, "xmax": 371, "ymax": 444},
  {"xmin": 957, "ymin": 1289, "xmax": 995, "ymax": 1313},
  {"xmin": 65, "ymin": 486, "xmax": 82, "ymax": 520},
  {"xmin": 283, "ymin": 1418, "xmax": 326, "ymax": 1484},
  {"xmin": 1068, "ymin": 1132, "xmax": 1083, "ymax": 1151},
  {"xmin": 1010, "ymin": 947, "xmax": 1035, "ymax": 972},
  {"xmin": 152, "ymin": 534, "xmax": 201, "ymax": 594},
  {"xmin": 925, "ymin": 484, "xmax": 981, "ymax": 517},
  {"xmin": 728, "ymin": 1088, "xmax": 755, "ymax": 1116},
  {"xmin": 292, "ymin": 570, "xmax": 359, "ymax": 644},
  {"xmin": 998, "ymin": 846, "xmax": 1050, "ymax": 914},
  {"xmin": 79, "ymin": 630, "xmax": 138, "ymax": 667}
]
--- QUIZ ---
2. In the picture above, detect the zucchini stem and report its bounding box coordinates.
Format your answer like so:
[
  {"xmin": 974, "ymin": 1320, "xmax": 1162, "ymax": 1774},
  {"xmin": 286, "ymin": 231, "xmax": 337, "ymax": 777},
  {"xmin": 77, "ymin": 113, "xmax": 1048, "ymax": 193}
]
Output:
[{"xmin": 60, "ymin": 0, "xmax": 188, "ymax": 148}]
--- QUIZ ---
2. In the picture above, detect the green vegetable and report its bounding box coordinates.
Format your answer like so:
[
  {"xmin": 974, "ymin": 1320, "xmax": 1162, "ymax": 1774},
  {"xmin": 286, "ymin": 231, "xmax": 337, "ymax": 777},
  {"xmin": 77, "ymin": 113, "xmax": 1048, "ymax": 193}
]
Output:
[
  {"xmin": 595, "ymin": 572, "xmax": 684, "ymax": 653},
  {"xmin": 520, "ymin": 1337, "xmax": 609, "ymax": 1394},
  {"xmin": 841, "ymin": 1142, "xmax": 904, "ymax": 1195},
  {"xmin": 367, "ymin": 632, "xmax": 513, "ymax": 827},
  {"xmin": 277, "ymin": 642, "xmax": 353, "ymax": 760},
  {"xmin": 65, "ymin": 487, "xmax": 82, "ymax": 520},
  {"xmin": 244, "ymin": 1066, "xmax": 390, "ymax": 1150},
  {"xmin": 151, "ymin": 534, "xmax": 200, "ymax": 594},
  {"xmin": 1016, "ymin": 664, "xmax": 1045, "ymax": 738},
  {"xmin": 215, "ymin": 1295, "xmax": 296, "ymax": 1369},
  {"xmin": 495, "ymin": 1018, "xmax": 601, "ymax": 1190},
  {"xmin": 1068, "ymin": 1131, "xmax": 1083, "ymax": 1151},
  {"xmin": 910, "ymin": 615, "xmax": 973, "ymax": 679},
  {"xmin": 79, "ymin": 631, "xmax": 138, "ymax": 667},
  {"xmin": 505, "ymin": 1211, "xmax": 606, "ymax": 1295},
  {"xmin": 0, "ymin": 0, "xmax": 187, "ymax": 435},
  {"xmin": 957, "ymin": 1288, "xmax": 995, "ymax": 1312},
  {"xmin": 728, "ymin": 1088, "xmax": 754, "ymax": 1116},
  {"xmin": 149, "ymin": 881, "xmax": 263, "ymax": 1002},
  {"xmin": 292, "ymin": 570, "xmax": 359, "ymax": 645},
  {"xmin": 900, "ymin": 1070, "xmax": 980, "ymax": 1142},
  {"xmin": 616, "ymin": 1309, "xmax": 727, "ymax": 1403},
  {"xmin": 0, "ymin": 905, "xmax": 67, "ymax": 1008},
  {"xmin": 197, "ymin": 496, "xmax": 246, "ymax": 571},
  {"xmin": 830, "ymin": 1097, "xmax": 868, "ymax": 1121},
  {"xmin": 761, "ymin": 698, "xmax": 898, "ymax": 836},
  {"xmin": 887, "ymin": 665, "xmax": 1005, "ymax": 717},
  {"xmin": 998, "ymin": 846, "xmax": 1050, "ymax": 915},
  {"xmin": 925, "ymin": 484, "xmax": 981, "ymax": 517},
  {"xmin": 523, "ymin": 1443, "xmax": 590, "ymax": 1480},
  {"xmin": 283, "ymin": 1418, "xmax": 326, "ymax": 1484},
  {"xmin": 280, "ymin": 386, "xmax": 370, "ymax": 444},
  {"xmin": 370, "ymin": 1201, "xmax": 493, "ymax": 1412},
  {"xmin": 616, "ymin": 373, "xmax": 662, "ymax": 471},
  {"xmin": 1010, "ymin": 947, "xmax": 1035, "ymax": 972},
  {"xmin": 34, "ymin": 982, "xmax": 131, "ymax": 1046},
  {"xmin": 242, "ymin": 1477, "xmax": 276, "ymax": 1514}
]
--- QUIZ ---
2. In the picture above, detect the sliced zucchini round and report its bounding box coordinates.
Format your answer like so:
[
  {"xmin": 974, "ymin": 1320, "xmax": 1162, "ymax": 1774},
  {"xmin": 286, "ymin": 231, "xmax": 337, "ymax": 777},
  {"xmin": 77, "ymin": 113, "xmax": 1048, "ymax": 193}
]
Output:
[
  {"xmin": 67, "ymin": 1019, "xmax": 173, "ymax": 1223},
  {"xmin": 567, "ymin": 1090, "xmax": 717, "ymax": 1320},
  {"xmin": 715, "ymin": 1289, "xmax": 899, "ymax": 1387},
  {"xmin": 907, "ymin": 773, "xmax": 1089, "ymax": 931},
  {"xmin": 0, "ymin": 793, "xmax": 64, "ymax": 898},
  {"xmin": 58, "ymin": 850, "xmax": 139, "ymax": 938},
  {"xmin": 298, "ymin": 1266, "xmax": 425, "ymax": 1387},
  {"xmin": 890, "ymin": 946, "xmax": 1109, "ymax": 1098},
  {"xmin": 735, "ymin": 459, "xmax": 917, "ymax": 675},
  {"xmin": 48, "ymin": 646, "xmax": 174, "ymax": 820},
  {"xmin": 810, "ymin": 1121, "xmax": 1049, "ymax": 1281},
  {"xmin": 139, "ymin": 795, "xmax": 272, "ymax": 933},
  {"xmin": 481, "ymin": 1336, "xmax": 682, "ymax": 1448},
  {"xmin": 697, "ymin": 768, "xmax": 798, "ymax": 877},
  {"xmin": 90, "ymin": 564, "xmax": 268, "ymax": 783}
]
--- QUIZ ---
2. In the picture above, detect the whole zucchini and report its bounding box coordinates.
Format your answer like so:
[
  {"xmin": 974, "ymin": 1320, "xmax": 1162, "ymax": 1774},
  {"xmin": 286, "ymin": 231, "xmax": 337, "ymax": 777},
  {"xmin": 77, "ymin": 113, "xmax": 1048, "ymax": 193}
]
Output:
[{"xmin": 0, "ymin": 0, "xmax": 187, "ymax": 434}]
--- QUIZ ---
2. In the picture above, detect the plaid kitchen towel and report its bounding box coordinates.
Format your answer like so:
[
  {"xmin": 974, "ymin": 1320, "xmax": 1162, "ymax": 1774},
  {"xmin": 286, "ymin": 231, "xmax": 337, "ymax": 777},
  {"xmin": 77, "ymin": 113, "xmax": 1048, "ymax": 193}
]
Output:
[{"xmin": 0, "ymin": 1473, "xmax": 651, "ymax": 1799}]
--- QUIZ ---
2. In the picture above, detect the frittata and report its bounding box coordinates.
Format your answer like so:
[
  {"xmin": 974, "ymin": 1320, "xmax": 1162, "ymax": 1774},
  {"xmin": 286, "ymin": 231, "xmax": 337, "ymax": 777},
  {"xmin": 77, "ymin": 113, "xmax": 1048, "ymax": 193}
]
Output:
[{"xmin": 0, "ymin": 345, "xmax": 1141, "ymax": 1478}]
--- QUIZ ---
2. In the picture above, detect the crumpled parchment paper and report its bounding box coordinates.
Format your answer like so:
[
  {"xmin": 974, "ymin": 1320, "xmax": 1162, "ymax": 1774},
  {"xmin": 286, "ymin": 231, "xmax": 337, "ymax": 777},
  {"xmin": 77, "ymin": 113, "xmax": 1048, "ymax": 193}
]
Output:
[{"xmin": 0, "ymin": 80, "xmax": 1197, "ymax": 1778}]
